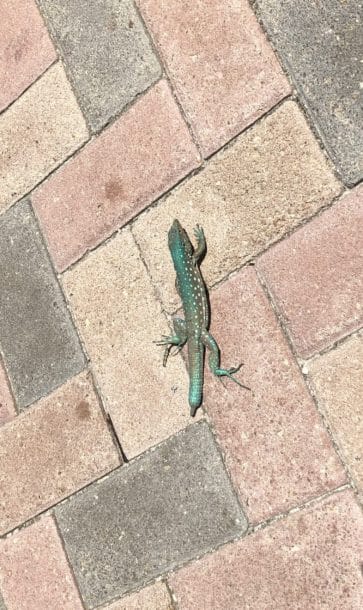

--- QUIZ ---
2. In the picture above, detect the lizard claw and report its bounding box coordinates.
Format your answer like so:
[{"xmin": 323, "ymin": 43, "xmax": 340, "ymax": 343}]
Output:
[{"xmin": 193, "ymin": 224, "xmax": 204, "ymax": 242}]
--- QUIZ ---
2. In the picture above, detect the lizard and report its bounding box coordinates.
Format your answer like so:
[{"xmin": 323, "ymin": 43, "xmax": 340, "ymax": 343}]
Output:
[{"xmin": 155, "ymin": 219, "xmax": 249, "ymax": 416}]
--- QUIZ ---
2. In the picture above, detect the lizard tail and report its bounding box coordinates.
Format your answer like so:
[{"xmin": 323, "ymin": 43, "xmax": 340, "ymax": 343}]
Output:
[{"xmin": 188, "ymin": 338, "xmax": 203, "ymax": 416}]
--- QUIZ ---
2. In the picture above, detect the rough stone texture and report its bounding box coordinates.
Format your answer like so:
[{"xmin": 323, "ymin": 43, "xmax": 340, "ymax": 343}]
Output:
[
  {"xmin": 257, "ymin": 185, "xmax": 363, "ymax": 358},
  {"xmin": 0, "ymin": 62, "xmax": 88, "ymax": 213},
  {"xmin": 0, "ymin": 372, "xmax": 120, "ymax": 535},
  {"xmin": 104, "ymin": 583, "xmax": 172, "ymax": 610},
  {"xmin": 0, "ymin": 360, "xmax": 16, "ymax": 427},
  {"xmin": 0, "ymin": 0, "xmax": 57, "ymax": 111},
  {"xmin": 255, "ymin": 0, "xmax": 363, "ymax": 185},
  {"xmin": 0, "ymin": 201, "xmax": 85, "ymax": 408},
  {"xmin": 132, "ymin": 101, "xmax": 341, "ymax": 313},
  {"xmin": 308, "ymin": 334, "xmax": 363, "ymax": 501},
  {"xmin": 137, "ymin": 0, "xmax": 290, "ymax": 156},
  {"xmin": 63, "ymin": 227, "xmax": 198, "ymax": 459},
  {"xmin": 38, "ymin": 0, "xmax": 161, "ymax": 131},
  {"xmin": 33, "ymin": 80, "xmax": 201, "ymax": 271},
  {"xmin": 56, "ymin": 422, "xmax": 247, "ymax": 608},
  {"xmin": 204, "ymin": 267, "xmax": 345, "ymax": 523},
  {"xmin": 0, "ymin": 591, "xmax": 6, "ymax": 610},
  {"xmin": 170, "ymin": 490, "xmax": 363, "ymax": 610},
  {"xmin": 0, "ymin": 516, "xmax": 84, "ymax": 610}
]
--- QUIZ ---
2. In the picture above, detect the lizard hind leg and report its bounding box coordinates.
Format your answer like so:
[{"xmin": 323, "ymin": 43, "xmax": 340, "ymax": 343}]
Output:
[{"xmin": 201, "ymin": 331, "xmax": 250, "ymax": 390}]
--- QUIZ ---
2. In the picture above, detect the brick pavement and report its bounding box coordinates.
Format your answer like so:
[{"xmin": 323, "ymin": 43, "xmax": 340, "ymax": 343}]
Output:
[{"xmin": 0, "ymin": 1, "xmax": 362, "ymax": 608}]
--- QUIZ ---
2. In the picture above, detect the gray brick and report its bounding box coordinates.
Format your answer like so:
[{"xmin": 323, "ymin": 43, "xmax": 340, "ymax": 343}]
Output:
[
  {"xmin": 0, "ymin": 201, "xmax": 85, "ymax": 408},
  {"xmin": 55, "ymin": 422, "xmax": 247, "ymax": 608},
  {"xmin": 38, "ymin": 0, "xmax": 161, "ymax": 131},
  {"xmin": 255, "ymin": 0, "xmax": 363, "ymax": 185}
]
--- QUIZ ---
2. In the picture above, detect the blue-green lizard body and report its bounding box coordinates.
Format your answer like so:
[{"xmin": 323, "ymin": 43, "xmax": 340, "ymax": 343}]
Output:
[{"xmin": 156, "ymin": 219, "xmax": 249, "ymax": 416}]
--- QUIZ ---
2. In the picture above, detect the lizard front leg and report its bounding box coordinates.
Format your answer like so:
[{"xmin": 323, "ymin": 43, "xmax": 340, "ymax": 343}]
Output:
[
  {"xmin": 154, "ymin": 318, "xmax": 187, "ymax": 366},
  {"xmin": 201, "ymin": 330, "xmax": 250, "ymax": 390},
  {"xmin": 193, "ymin": 224, "xmax": 206, "ymax": 265}
]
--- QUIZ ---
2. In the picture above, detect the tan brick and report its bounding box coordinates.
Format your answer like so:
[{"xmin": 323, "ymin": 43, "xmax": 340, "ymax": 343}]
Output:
[
  {"xmin": 169, "ymin": 490, "xmax": 363, "ymax": 610},
  {"xmin": 0, "ymin": 0, "xmax": 56, "ymax": 111},
  {"xmin": 0, "ymin": 62, "xmax": 88, "ymax": 213},
  {"xmin": 257, "ymin": 185, "xmax": 363, "ymax": 357},
  {"xmin": 104, "ymin": 582, "xmax": 172, "ymax": 610},
  {"xmin": 204, "ymin": 267, "xmax": 345, "ymax": 522},
  {"xmin": 0, "ymin": 372, "xmax": 119, "ymax": 535},
  {"xmin": 0, "ymin": 516, "xmax": 83, "ymax": 610},
  {"xmin": 0, "ymin": 359, "xmax": 16, "ymax": 427},
  {"xmin": 137, "ymin": 0, "xmax": 290, "ymax": 156},
  {"xmin": 308, "ymin": 333, "xmax": 363, "ymax": 500},
  {"xmin": 63, "ymin": 228, "xmax": 195, "ymax": 459},
  {"xmin": 132, "ymin": 101, "xmax": 341, "ymax": 313},
  {"xmin": 33, "ymin": 80, "xmax": 200, "ymax": 271}
]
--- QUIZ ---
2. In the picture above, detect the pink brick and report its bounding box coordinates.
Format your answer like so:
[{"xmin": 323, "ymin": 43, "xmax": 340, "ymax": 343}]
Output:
[
  {"xmin": 257, "ymin": 185, "xmax": 363, "ymax": 358},
  {"xmin": 0, "ymin": 372, "xmax": 119, "ymax": 535},
  {"xmin": 33, "ymin": 80, "xmax": 200, "ymax": 271},
  {"xmin": 137, "ymin": 0, "xmax": 290, "ymax": 156},
  {"xmin": 0, "ymin": 516, "xmax": 83, "ymax": 610},
  {"xmin": 0, "ymin": 360, "xmax": 16, "ymax": 427},
  {"xmin": 308, "ymin": 333, "xmax": 363, "ymax": 501},
  {"xmin": 0, "ymin": 0, "xmax": 56, "ymax": 111},
  {"xmin": 204, "ymin": 267, "xmax": 345, "ymax": 523},
  {"xmin": 170, "ymin": 490, "xmax": 363, "ymax": 610}
]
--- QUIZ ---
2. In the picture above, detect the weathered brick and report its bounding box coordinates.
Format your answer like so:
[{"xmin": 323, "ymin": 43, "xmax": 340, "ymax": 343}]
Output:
[
  {"xmin": 38, "ymin": 0, "xmax": 161, "ymax": 131},
  {"xmin": 56, "ymin": 422, "xmax": 247, "ymax": 608},
  {"xmin": 104, "ymin": 582, "xmax": 172, "ymax": 610},
  {"xmin": 0, "ymin": 62, "xmax": 88, "ymax": 213},
  {"xmin": 0, "ymin": 0, "xmax": 56, "ymax": 111},
  {"xmin": 0, "ymin": 372, "xmax": 120, "ymax": 535},
  {"xmin": 257, "ymin": 185, "xmax": 363, "ymax": 358},
  {"xmin": 137, "ymin": 0, "xmax": 290, "ymax": 156},
  {"xmin": 204, "ymin": 267, "xmax": 345, "ymax": 523},
  {"xmin": 255, "ymin": 0, "xmax": 363, "ymax": 184},
  {"xmin": 63, "ymin": 227, "xmax": 196, "ymax": 459},
  {"xmin": 170, "ymin": 490, "xmax": 363, "ymax": 610},
  {"xmin": 33, "ymin": 80, "xmax": 200, "ymax": 271},
  {"xmin": 0, "ymin": 360, "xmax": 16, "ymax": 427},
  {"xmin": 133, "ymin": 101, "xmax": 341, "ymax": 313},
  {"xmin": 0, "ymin": 516, "xmax": 83, "ymax": 610},
  {"xmin": 0, "ymin": 201, "xmax": 85, "ymax": 408},
  {"xmin": 308, "ymin": 334, "xmax": 363, "ymax": 501}
]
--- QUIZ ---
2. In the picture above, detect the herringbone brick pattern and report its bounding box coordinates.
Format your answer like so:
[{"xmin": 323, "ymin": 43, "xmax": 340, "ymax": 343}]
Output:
[{"xmin": 0, "ymin": 1, "xmax": 362, "ymax": 609}]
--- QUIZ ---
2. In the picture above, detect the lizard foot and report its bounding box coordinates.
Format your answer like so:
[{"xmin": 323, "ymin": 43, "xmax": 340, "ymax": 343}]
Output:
[{"xmin": 214, "ymin": 365, "xmax": 250, "ymax": 391}]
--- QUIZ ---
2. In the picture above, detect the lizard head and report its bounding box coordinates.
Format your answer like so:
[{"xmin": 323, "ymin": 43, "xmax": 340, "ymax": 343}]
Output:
[{"xmin": 168, "ymin": 219, "xmax": 193, "ymax": 256}]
